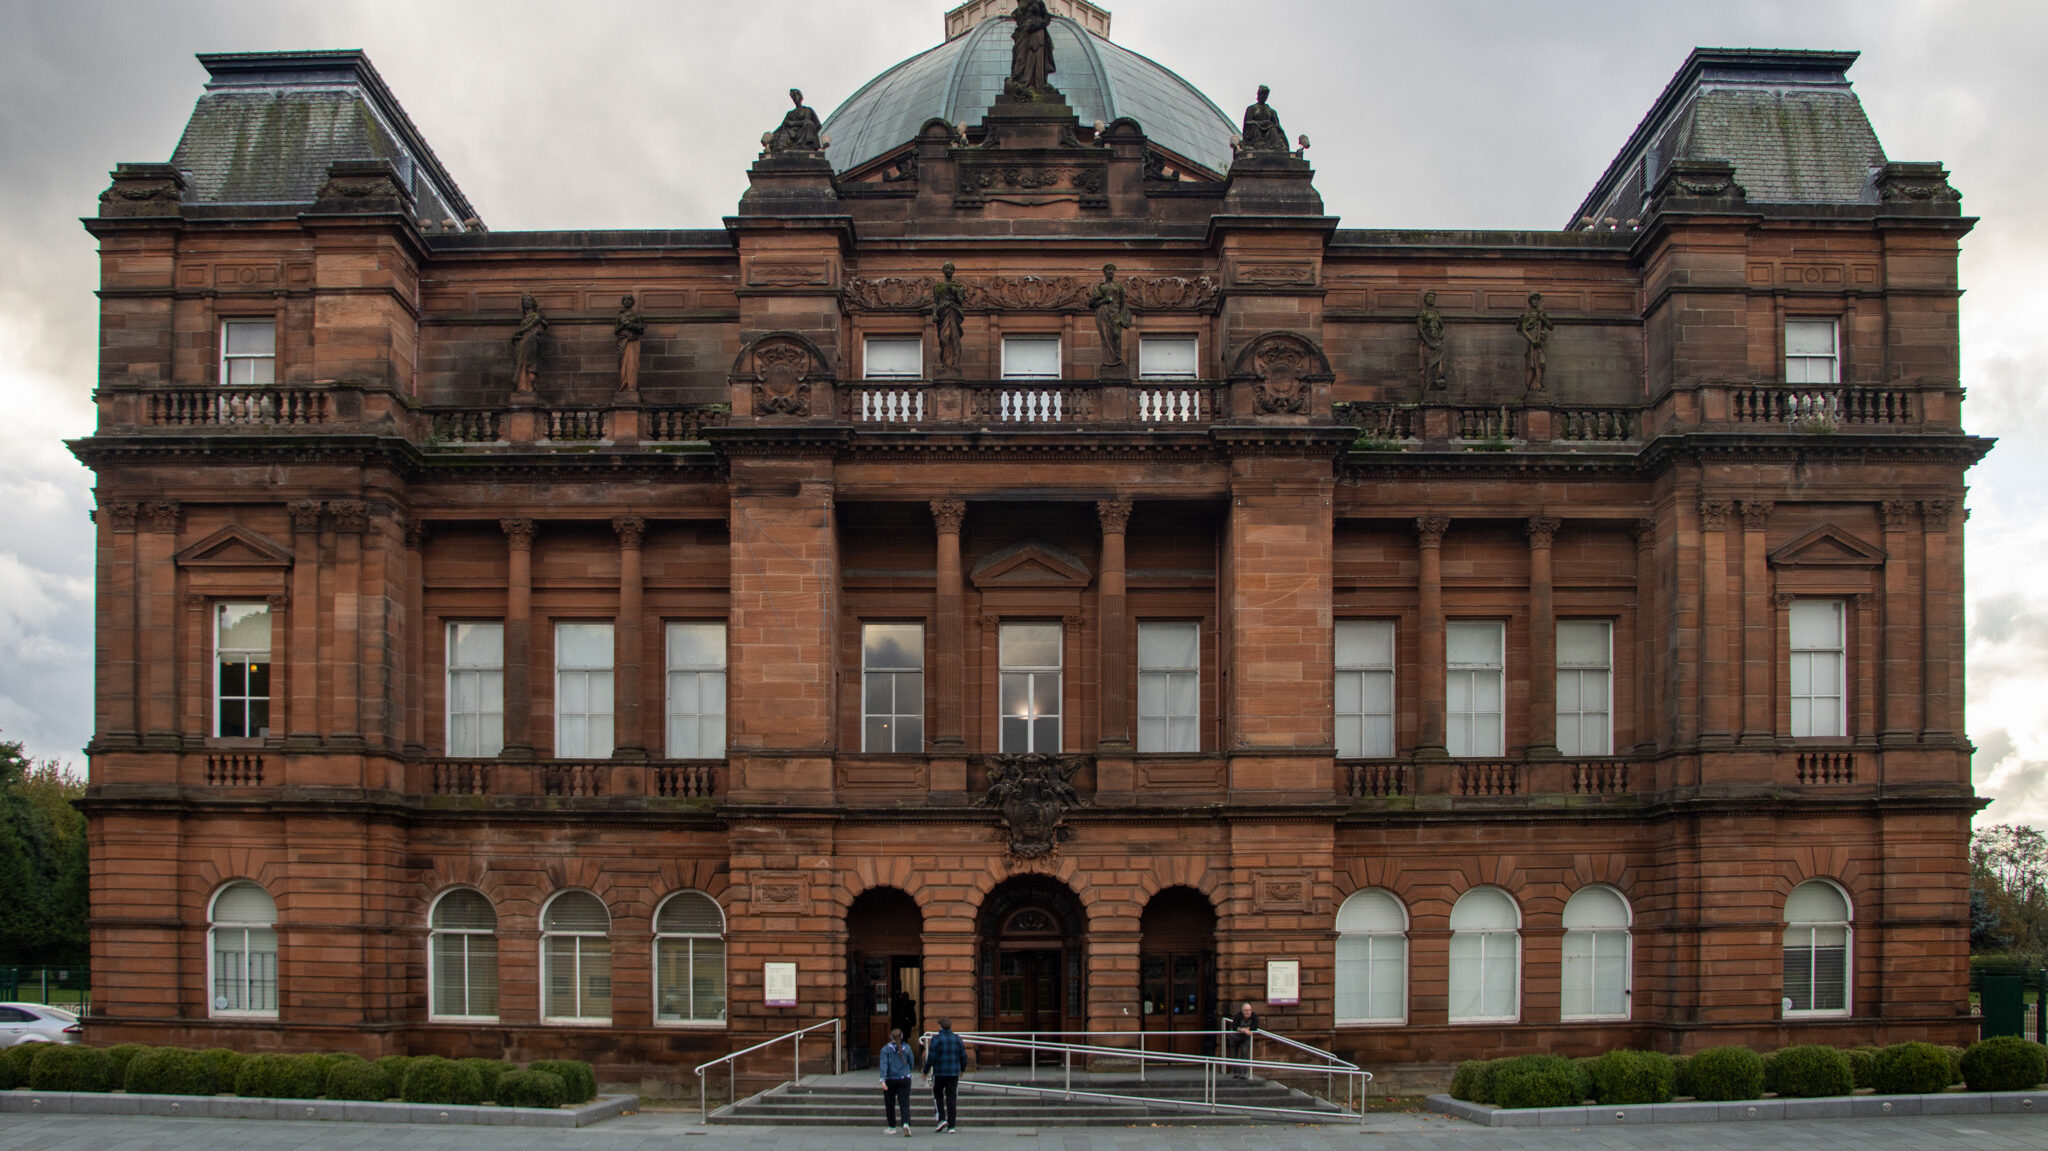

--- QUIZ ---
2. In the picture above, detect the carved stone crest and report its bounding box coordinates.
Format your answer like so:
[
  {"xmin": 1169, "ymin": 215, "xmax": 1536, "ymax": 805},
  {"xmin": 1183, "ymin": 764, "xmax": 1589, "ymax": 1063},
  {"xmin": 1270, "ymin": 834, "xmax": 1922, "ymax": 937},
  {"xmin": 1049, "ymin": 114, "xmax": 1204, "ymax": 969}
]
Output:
[
  {"xmin": 730, "ymin": 333, "xmax": 832, "ymax": 419},
  {"xmin": 1230, "ymin": 331, "xmax": 1332, "ymax": 416},
  {"xmin": 977, "ymin": 753, "xmax": 1088, "ymax": 859}
]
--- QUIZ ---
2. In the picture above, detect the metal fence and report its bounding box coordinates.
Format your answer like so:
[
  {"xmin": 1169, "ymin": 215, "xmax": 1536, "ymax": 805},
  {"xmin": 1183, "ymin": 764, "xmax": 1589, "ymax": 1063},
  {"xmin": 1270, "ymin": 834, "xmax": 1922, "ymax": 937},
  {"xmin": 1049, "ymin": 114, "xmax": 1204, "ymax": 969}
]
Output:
[{"xmin": 0, "ymin": 966, "xmax": 91, "ymax": 1012}]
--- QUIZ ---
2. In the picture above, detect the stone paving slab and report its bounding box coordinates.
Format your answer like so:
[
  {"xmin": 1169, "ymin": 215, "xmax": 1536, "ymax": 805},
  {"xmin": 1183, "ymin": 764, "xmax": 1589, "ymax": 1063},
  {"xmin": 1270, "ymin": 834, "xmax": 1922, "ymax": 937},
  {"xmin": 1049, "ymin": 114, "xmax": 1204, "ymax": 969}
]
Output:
[{"xmin": 0, "ymin": 1089, "xmax": 635, "ymax": 1128}]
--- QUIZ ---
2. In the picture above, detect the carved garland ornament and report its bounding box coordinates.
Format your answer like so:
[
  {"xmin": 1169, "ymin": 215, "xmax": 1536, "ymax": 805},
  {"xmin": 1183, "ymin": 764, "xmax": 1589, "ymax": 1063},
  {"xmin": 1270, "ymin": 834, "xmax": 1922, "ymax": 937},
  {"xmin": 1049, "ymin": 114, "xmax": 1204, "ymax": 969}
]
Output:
[
  {"xmin": 977, "ymin": 753, "xmax": 1088, "ymax": 859},
  {"xmin": 843, "ymin": 274, "xmax": 1219, "ymax": 313}
]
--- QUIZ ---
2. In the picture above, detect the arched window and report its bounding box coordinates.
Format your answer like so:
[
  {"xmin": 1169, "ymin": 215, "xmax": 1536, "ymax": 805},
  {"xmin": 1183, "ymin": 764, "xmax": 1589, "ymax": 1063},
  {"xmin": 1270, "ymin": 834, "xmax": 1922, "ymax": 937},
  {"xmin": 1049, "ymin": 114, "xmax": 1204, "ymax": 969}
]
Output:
[
  {"xmin": 1784, "ymin": 880, "xmax": 1851, "ymax": 1016},
  {"xmin": 1334, "ymin": 889, "xmax": 1406, "ymax": 1025},
  {"xmin": 429, "ymin": 889, "xmax": 499, "ymax": 1020},
  {"xmin": 654, "ymin": 891, "xmax": 727, "ymax": 1025},
  {"xmin": 541, "ymin": 891, "xmax": 612, "ymax": 1023},
  {"xmin": 1560, "ymin": 886, "xmax": 1632, "ymax": 1020},
  {"xmin": 209, "ymin": 881, "xmax": 277, "ymax": 1018},
  {"xmin": 1448, "ymin": 887, "xmax": 1519, "ymax": 1023}
]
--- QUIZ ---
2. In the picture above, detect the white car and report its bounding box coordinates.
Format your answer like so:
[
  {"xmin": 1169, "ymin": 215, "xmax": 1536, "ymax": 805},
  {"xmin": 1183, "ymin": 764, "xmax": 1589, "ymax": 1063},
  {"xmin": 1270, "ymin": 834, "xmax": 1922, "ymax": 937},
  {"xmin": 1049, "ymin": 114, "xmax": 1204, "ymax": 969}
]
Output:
[{"xmin": 0, "ymin": 1003, "xmax": 82, "ymax": 1046}]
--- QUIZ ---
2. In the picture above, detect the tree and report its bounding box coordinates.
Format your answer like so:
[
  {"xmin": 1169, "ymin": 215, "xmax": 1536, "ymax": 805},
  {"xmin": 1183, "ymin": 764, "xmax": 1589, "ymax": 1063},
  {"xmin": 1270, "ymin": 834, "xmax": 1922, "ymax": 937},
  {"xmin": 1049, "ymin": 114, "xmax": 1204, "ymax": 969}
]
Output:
[
  {"xmin": 0, "ymin": 732, "xmax": 88, "ymax": 966},
  {"xmin": 1972, "ymin": 823, "xmax": 2048, "ymax": 958}
]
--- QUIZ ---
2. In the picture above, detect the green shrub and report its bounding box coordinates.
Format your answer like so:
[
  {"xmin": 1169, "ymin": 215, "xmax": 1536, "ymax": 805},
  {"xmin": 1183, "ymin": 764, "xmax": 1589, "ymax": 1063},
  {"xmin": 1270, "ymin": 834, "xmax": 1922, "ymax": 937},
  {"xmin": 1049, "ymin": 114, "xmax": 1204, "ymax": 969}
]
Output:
[
  {"xmin": 233, "ymin": 1053, "xmax": 325, "ymax": 1099},
  {"xmin": 1870, "ymin": 1042, "xmax": 1956, "ymax": 1096},
  {"xmin": 1497, "ymin": 1066, "xmax": 1581, "ymax": 1109},
  {"xmin": 373, "ymin": 1055, "xmax": 417, "ymax": 1092},
  {"xmin": 325, "ymin": 1058, "xmax": 395, "ymax": 1101},
  {"xmin": 1845, "ymin": 1046, "xmax": 1882, "ymax": 1089},
  {"xmin": 495, "ymin": 1069, "xmax": 568, "ymax": 1109},
  {"xmin": 0, "ymin": 1056, "xmax": 15, "ymax": 1090},
  {"xmin": 29, "ymin": 1044, "xmax": 117, "ymax": 1092},
  {"xmin": 125, "ymin": 1047, "xmax": 213, "ymax": 1095},
  {"xmin": 457, "ymin": 1057, "xmax": 514, "ymax": 1097},
  {"xmin": 1940, "ymin": 1045, "xmax": 1967, "ymax": 1086},
  {"xmin": 1671, "ymin": 1055, "xmax": 1693, "ymax": 1098},
  {"xmin": 401, "ymin": 1056, "xmax": 487, "ymax": 1105},
  {"xmin": 196, "ymin": 1048, "xmax": 245, "ymax": 1095},
  {"xmin": 1588, "ymin": 1049, "xmax": 1676, "ymax": 1105},
  {"xmin": 527, "ymin": 1059, "xmax": 596, "ymax": 1104},
  {"xmin": 1765, "ymin": 1045, "xmax": 1855, "ymax": 1098},
  {"xmin": 1449, "ymin": 1060, "xmax": 1487, "ymax": 1102},
  {"xmin": 1, "ymin": 1042, "xmax": 42, "ymax": 1083},
  {"xmin": 1961, "ymin": 1037, "xmax": 2048, "ymax": 1093},
  {"xmin": 104, "ymin": 1044, "xmax": 152, "ymax": 1085},
  {"xmin": 1688, "ymin": 1046, "xmax": 1765, "ymax": 1102}
]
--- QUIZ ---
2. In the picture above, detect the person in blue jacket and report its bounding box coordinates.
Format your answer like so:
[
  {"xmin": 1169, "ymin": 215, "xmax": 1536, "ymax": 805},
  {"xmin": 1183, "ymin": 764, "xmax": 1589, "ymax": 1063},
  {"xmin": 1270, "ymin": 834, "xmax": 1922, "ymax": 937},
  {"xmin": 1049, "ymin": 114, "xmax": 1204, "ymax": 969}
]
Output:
[
  {"xmin": 878, "ymin": 1027, "xmax": 917, "ymax": 1136},
  {"xmin": 922, "ymin": 1017, "xmax": 967, "ymax": 1133}
]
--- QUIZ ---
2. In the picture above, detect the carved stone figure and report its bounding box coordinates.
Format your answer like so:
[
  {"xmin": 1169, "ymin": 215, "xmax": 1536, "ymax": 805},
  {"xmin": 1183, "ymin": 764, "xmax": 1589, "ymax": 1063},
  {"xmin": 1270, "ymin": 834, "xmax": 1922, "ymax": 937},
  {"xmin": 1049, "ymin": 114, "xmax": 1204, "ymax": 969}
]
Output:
[
  {"xmin": 614, "ymin": 294, "xmax": 645, "ymax": 392},
  {"xmin": 1417, "ymin": 290, "xmax": 1448, "ymax": 390},
  {"xmin": 978, "ymin": 753, "xmax": 1086, "ymax": 859},
  {"xmin": 1088, "ymin": 263, "xmax": 1133, "ymax": 373},
  {"xmin": 1008, "ymin": 0, "xmax": 1056, "ymax": 96},
  {"xmin": 510, "ymin": 293, "xmax": 547, "ymax": 392},
  {"xmin": 1517, "ymin": 292, "xmax": 1554, "ymax": 391},
  {"xmin": 930, "ymin": 263, "xmax": 967, "ymax": 374},
  {"xmin": 1239, "ymin": 85, "xmax": 1289, "ymax": 155},
  {"xmin": 767, "ymin": 89, "xmax": 823, "ymax": 153}
]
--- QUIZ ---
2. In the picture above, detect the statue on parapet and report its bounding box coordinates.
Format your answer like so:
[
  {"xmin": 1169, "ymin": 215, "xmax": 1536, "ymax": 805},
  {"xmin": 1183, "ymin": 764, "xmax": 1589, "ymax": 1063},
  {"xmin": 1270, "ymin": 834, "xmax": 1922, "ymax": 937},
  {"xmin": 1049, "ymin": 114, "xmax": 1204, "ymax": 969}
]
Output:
[
  {"xmin": 930, "ymin": 263, "xmax": 967, "ymax": 375},
  {"xmin": 1089, "ymin": 263, "xmax": 1134, "ymax": 375},
  {"xmin": 767, "ymin": 88, "xmax": 824, "ymax": 153},
  {"xmin": 1517, "ymin": 292, "xmax": 1554, "ymax": 391},
  {"xmin": 615, "ymin": 294, "xmax": 645, "ymax": 392},
  {"xmin": 1238, "ymin": 85, "xmax": 1289, "ymax": 155},
  {"xmin": 1007, "ymin": 0, "xmax": 1056, "ymax": 97},
  {"xmin": 511, "ymin": 292, "xmax": 547, "ymax": 392},
  {"xmin": 1417, "ymin": 290, "xmax": 1448, "ymax": 390}
]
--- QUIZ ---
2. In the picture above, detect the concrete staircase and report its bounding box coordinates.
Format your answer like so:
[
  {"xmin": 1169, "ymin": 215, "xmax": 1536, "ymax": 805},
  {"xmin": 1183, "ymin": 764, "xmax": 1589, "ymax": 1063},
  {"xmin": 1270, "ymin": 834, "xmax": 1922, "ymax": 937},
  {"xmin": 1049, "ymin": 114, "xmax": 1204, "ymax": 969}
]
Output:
[{"xmin": 709, "ymin": 1069, "xmax": 1355, "ymax": 1128}]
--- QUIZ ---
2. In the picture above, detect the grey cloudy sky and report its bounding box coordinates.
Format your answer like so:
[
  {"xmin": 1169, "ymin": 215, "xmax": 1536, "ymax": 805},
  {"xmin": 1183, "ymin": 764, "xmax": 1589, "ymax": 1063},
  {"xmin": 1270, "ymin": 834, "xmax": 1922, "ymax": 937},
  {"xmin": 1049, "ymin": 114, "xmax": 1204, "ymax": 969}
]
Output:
[{"xmin": 3, "ymin": 0, "xmax": 2044, "ymax": 824}]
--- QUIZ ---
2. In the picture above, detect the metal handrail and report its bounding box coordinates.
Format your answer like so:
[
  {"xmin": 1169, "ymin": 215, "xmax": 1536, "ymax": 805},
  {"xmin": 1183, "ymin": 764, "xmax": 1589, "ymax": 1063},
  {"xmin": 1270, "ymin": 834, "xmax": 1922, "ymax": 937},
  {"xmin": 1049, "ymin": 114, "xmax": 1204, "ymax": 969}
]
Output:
[{"xmin": 694, "ymin": 1017, "xmax": 842, "ymax": 1121}]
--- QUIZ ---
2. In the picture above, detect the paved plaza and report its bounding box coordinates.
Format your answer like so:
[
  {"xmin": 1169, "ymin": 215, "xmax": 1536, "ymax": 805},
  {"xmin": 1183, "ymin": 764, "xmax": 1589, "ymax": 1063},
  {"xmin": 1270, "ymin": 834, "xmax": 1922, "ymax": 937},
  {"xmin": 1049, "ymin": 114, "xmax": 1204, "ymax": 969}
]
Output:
[{"xmin": 6, "ymin": 1109, "xmax": 2048, "ymax": 1150}]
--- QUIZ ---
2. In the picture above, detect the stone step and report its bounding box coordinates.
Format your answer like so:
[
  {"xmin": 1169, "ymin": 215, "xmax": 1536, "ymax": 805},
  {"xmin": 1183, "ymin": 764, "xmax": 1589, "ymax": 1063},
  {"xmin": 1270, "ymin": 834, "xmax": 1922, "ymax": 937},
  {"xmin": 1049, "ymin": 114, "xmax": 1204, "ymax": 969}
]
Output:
[{"xmin": 711, "ymin": 1076, "xmax": 1352, "ymax": 1127}]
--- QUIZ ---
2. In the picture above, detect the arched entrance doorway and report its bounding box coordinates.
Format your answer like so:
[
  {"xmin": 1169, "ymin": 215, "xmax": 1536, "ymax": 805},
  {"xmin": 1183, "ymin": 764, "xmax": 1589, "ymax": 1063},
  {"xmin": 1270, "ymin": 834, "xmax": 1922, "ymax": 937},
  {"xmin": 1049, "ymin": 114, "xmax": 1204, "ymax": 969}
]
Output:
[
  {"xmin": 977, "ymin": 876, "xmax": 1086, "ymax": 1055},
  {"xmin": 847, "ymin": 887, "xmax": 923, "ymax": 1069},
  {"xmin": 1139, "ymin": 886, "xmax": 1217, "ymax": 1054}
]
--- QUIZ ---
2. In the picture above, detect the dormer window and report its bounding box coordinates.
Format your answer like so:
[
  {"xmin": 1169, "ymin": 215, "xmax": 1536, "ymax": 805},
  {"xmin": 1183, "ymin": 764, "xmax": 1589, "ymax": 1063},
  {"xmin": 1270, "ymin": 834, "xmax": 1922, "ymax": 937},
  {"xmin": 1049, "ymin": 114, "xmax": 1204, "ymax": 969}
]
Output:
[{"xmin": 221, "ymin": 319, "xmax": 276, "ymax": 385}]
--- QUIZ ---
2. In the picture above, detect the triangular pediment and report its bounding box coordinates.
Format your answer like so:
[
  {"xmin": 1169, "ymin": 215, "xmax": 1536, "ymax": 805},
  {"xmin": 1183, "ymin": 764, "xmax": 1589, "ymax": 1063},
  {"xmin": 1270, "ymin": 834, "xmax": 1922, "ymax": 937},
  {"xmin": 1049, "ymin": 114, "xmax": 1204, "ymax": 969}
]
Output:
[
  {"xmin": 970, "ymin": 540, "xmax": 1091, "ymax": 589},
  {"xmin": 1768, "ymin": 523, "xmax": 1885, "ymax": 568},
  {"xmin": 175, "ymin": 525, "xmax": 294, "ymax": 569}
]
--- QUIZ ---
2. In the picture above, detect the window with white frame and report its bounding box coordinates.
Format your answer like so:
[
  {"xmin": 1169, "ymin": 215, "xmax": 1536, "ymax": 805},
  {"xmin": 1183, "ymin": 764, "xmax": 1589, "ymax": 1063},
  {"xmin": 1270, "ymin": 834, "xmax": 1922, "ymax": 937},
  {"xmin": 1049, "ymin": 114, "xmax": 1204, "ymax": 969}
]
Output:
[
  {"xmin": 1447, "ymin": 621, "xmax": 1505, "ymax": 757},
  {"xmin": 1789, "ymin": 600, "xmax": 1847, "ymax": 738},
  {"xmin": 1784, "ymin": 318, "xmax": 1840, "ymax": 384},
  {"xmin": 1448, "ymin": 886, "xmax": 1519, "ymax": 1023},
  {"xmin": 999, "ymin": 622, "xmax": 1062, "ymax": 754},
  {"xmin": 209, "ymin": 881, "xmax": 277, "ymax": 1018},
  {"xmin": 1335, "ymin": 620, "xmax": 1396, "ymax": 758},
  {"xmin": 863, "ymin": 336, "xmax": 924, "ymax": 380},
  {"xmin": 215, "ymin": 602, "xmax": 272, "ymax": 739},
  {"xmin": 429, "ymin": 888, "xmax": 499, "ymax": 1020},
  {"xmin": 1560, "ymin": 885, "xmax": 1632, "ymax": 1020},
  {"xmin": 654, "ymin": 890, "xmax": 727, "ymax": 1025},
  {"xmin": 1556, "ymin": 620, "xmax": 1613, "ymax": 756},
  {"xmin": 1137, "ymin": 622, "xmax": 1200, "ymax": 753},
  {"xmin": 1783, "ymin": 880, "xmax": 1851, "ymax": 1016},
  {"xmin": 541, "ymin": 890, "xmax": 612, "ymax": 1023},
  {"xmin": 555, "ymin": 623, "xmax": 614, "ymax": 758},
  {"xmin": 220, "ymin": 319, "xmax": 276, "ymax": 385},
  {"xmin": 862, "ymin": 623, "xmax": 925, "ymax": 753},
  {"xmin": 667, "ymin": 623, "xmax": 727, "ymax": 759},
  {"xmin": 1138, "ymin": 335, "xmax": 1198, "ymax": 379},
  {"xmin": 446, "ymin": 622, "xmax": 505, "ymax": 758},
  {"xmin": 1001, "ymin": 335, "xmax": 1061, "ymax": 380},
  {"xmin": 1334, "ymin": 888, "xmax": 1407, "ymax": 1025}
]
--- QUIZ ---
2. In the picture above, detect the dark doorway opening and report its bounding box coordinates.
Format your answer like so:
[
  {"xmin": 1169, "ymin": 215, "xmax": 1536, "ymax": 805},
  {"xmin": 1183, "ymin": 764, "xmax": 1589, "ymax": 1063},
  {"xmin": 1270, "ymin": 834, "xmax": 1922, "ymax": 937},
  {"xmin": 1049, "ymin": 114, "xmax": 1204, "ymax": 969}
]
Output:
[
  {"xmin": 847, "ymin": 887, "xmax": 923, "ymax": 1069},
  {"xmin": 1139, "ymin": 885, "xmax": 1217, "ymax": 1055},
  {"xmin": 977, "ymin": 876, "xmax": 1087, "ymax": 1061}
]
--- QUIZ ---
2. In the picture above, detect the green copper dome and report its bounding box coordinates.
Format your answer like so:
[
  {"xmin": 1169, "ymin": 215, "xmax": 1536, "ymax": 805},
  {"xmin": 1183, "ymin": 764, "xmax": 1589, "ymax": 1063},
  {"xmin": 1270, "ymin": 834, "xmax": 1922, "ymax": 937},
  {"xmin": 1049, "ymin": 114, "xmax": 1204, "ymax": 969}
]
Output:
[{"xmin": 822, "ymin": 14, "xmax": 1237, "ymax": 177}]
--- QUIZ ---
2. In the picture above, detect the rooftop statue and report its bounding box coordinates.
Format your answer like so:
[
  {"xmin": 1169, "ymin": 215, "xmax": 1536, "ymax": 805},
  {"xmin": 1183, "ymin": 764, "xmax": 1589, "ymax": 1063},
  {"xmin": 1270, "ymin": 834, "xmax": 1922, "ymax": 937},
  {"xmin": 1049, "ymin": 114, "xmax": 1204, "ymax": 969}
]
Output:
[
  {"xmin": 1417, "ymin": 290, "xmax": 1448, "ymax": 390},
  {"xmin": 1239, "ymin": 85, "xmax": 1289, "ymax": 155},
  {"xmin": 1008, "ymin": 0, "xmax": 1056, "ymax": 96},
  {"xmin": 615, "ymin": 294, "xmax": 645, "ymax": 392},
  {"xmin": 767, "ymin": 88, "xmax": 823, "ymax": 153},
  {"xmin": 510, "ymin": 292, "xmax": 547, "ymax": 392},
  {"xmin": 1518, "ymin": 292, "xmax": 1554, "ymax": 391}
]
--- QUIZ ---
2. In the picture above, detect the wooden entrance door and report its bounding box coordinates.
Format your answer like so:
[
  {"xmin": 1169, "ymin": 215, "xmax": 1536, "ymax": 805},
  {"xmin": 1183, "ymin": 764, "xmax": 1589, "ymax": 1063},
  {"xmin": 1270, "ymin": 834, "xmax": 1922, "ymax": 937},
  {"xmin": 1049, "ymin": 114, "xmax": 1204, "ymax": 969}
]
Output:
[
  {"xmin": 995, "ymin": 948, "xmax": 1063, "ymax": 1034},
  {"xmin": 1139, "ymin": 887, "xmax": 1217, "ymax": 1054}
]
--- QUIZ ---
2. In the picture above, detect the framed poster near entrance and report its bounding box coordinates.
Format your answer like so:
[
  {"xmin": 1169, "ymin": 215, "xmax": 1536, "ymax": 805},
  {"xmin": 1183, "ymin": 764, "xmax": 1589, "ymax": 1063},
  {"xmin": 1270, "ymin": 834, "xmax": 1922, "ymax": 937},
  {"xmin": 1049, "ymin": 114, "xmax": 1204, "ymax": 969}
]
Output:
[
  {"xmin": 764, "ymin": 961, "xmax": 797, "ymax": 1007},
  {"xmin": 1266, "ymin": 959, "xmax": 1300, "ymax": 1006}
]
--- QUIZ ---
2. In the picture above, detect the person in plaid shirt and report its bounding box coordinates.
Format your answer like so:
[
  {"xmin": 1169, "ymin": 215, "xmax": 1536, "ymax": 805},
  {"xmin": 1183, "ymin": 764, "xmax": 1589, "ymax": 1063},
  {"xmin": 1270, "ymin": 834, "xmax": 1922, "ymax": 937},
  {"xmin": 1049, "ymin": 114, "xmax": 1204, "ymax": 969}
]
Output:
[{"xmin": 922, "ymin": 1017, "xmax": 966, "ymax": 1132}]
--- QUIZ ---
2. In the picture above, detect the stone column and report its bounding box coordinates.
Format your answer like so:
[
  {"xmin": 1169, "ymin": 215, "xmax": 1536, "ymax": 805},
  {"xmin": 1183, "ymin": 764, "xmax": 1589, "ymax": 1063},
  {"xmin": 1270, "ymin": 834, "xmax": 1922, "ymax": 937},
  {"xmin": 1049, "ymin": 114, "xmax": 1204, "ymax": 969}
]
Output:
[
  {"xmin": 1526, "ymin": 517, "xmax": 1561, "ymax": 759},
  {"xmin": 501, "ymin": 518, "xmax": 537, "ymax": 760},
  {"xmin": 613, "ymin": 515, "xmax": 648, "ymax": 760},
  {"xmin": 1739, "ymin": 500, "xmax": 1775, "ymax": 745},
  {"xmin": 330, "ymin": 501, "xmax": 367, "ymax": 750},
  {"xmin": 1880, "ymin": 500, "xmax": 1921, "ymax": 745},
  {"xmin": 1697, "ymin": 499, "xmax": 1735, "ymax": 746},
  {"xmin": 285, "ymin": 500, "xmax": 323, "ymax": 751},
  {"xmin": 139, "ymin": 501, "xmax": 181, "ymax": 747},
  {"xmin": 931, "ymin": 500, "xmax": 967, "ymax": 751},
  {"xmin": 403, "ymin": 520, "xmax": 428, "ymax": 755},
  {"xmin": 1630, "ymin": 519, "xmax": 1658, "ymax": 753},
  {"xmin": 1097, "ymin": 499, "xmax": 1133, "ymax": 751},
  {"xmin": 1415, "ymin": 516, "xmax": 1450, "ymax": 759},
  {"xmin": 1921, "ymin": 499, "xmax": 1956, "ymax": 740}
]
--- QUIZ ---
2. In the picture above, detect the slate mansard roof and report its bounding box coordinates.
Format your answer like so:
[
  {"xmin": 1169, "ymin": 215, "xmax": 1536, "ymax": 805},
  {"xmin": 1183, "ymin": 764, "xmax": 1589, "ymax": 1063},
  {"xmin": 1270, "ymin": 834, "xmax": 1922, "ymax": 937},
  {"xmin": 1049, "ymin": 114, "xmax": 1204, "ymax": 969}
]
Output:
[
  {"xmin": 167, "ymin": 51, "xmax": 480, "ymax": 227},
  {"xmin": 821, "ymin": 13, "xmax": 1239, "ymax": 177}
]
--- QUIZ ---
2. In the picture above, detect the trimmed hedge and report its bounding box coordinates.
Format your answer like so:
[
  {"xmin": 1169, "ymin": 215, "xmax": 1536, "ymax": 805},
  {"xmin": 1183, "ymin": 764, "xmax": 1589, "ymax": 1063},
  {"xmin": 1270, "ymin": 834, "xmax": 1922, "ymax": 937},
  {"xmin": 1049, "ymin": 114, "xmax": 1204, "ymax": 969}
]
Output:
[
  {"xmin": 1845, "ymin": 1046, "xmax": 1882, "ymax": 1090},
  {"xmin": 0, "ymin": 1042, "xmax": 42, "ymax": 1083},
  {"xmin": 1940, "ymin": 1045, "xmax": 1967, "ymax": 1086},
  {"xmin": 1765, "ymin": 1045, "xmax": 1855, "ymax": 1098},
  {"xmin": 1961, "ymin": 1036, "xmax": 2048, "ymax": 1093},
  {"xmin": 528, "ymin": 1059, "xmax": 597, "ymax": 1104},
  {"xmin": 401, "ymin": 1055, "xmax": 487, "ymax": 1105},
  {"xmin": 1671, "ymin": 1055, "xmax": 1693, "ymax": 1099},
  {"xmin": 1448, "ymin": 1060, "xmax": 1487, "ymax": 1103},
  {"xmin": 458, "ymin": 1057, "xmax": 515, "ymax": 1097},
  {"xmin": 125, "ymin": 1047, "xmax": 214, "ymax": 1095},
  {"xmin": 325, "ymin": 1058, "xmax": 396, "ymax": 1101},
  {"xmin": 1497, "ymin": 1066, "xmax": 1580, "ymax": 1110},
  {"xmin": 0, "ymin": 1056, "xmax": 15, "ymax": 1091},
  {"xmin": 196, "ymin": 1048, "xmax": 246, "ymax": 1095},
  {"xmin": 1688, "ymin": 1046, "xmax": 1765, "ymax": 1102},
  {"xmin": 28, "ymin": 1044, "xmax": 116, "ymax": 1092},
  {"xmin": 105, "ymin": 1044, "xmax": 152, "ymax": 1086},
  {"xmin": 1870, "ymin": 1042, "xmax": 1955, "ymax": 1096},
  {"xmin": 495, "ymin": 1069, "xmax": 568, "ymax": 1109},
  {"xmin": 373, "ymin": 1055, "xmax": 418, "ymax": 1092},
  {"xmin": 234, "ymin": 1053, "xmax": 325, "ymax": 1100},
  {"xmin": 1588, "ymin": 1049, "xmax": 1675, "ymax": 1105}
]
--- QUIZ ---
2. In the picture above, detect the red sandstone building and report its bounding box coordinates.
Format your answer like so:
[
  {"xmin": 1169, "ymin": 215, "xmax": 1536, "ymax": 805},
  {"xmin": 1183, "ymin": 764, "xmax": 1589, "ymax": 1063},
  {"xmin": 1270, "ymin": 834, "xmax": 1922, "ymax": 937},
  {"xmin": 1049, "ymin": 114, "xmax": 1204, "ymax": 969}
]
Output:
[{"xmin": 75, "ymin": 1, "xmax": 1985, "ymax": 1093}]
